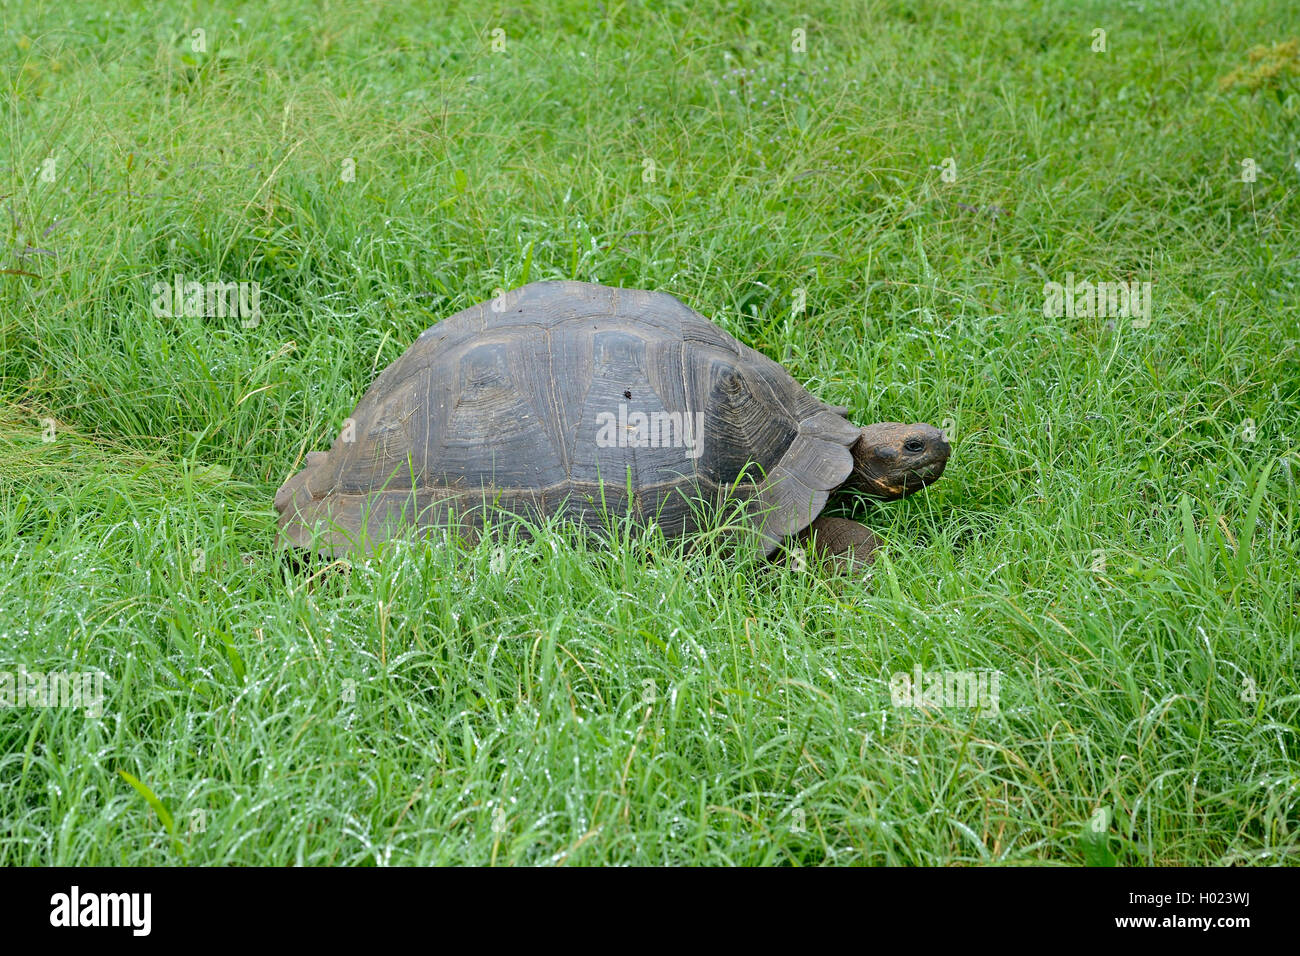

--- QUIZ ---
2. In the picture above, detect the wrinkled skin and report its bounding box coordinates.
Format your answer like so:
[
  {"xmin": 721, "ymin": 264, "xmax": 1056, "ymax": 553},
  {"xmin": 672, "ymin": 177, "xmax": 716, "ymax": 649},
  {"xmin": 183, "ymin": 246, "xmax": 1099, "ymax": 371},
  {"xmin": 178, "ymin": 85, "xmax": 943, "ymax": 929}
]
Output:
[
  {"xmin": 846, "ymin": 422, "xmax": 950, "ymax": 500},
  {"xmin": 793, "ymin": 422, "xmax": 950, "ymax": 573}
]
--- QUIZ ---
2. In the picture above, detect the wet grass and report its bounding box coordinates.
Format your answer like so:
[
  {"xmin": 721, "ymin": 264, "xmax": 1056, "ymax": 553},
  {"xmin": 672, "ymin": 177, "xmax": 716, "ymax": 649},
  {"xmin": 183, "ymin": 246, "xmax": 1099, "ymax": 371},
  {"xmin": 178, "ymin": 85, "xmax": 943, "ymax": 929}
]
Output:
[{"xmin": 0, "ymin": 0, "xmax": 1297, "ymax": 864}]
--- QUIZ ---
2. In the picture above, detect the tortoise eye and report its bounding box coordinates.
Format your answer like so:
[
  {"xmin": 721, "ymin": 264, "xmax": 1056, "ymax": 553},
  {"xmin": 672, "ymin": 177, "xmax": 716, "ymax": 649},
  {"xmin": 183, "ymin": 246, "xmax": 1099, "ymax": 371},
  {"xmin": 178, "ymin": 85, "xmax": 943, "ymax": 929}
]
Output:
[{"xmin": 903, "ymin": 439, "xmax": 925, "ymax": 454}]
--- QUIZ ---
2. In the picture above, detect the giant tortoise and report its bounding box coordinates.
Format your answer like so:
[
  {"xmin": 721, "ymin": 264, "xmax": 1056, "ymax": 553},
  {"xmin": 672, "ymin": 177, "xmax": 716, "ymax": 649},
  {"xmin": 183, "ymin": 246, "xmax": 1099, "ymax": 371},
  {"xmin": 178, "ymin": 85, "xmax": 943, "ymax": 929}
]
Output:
[{"xmin": 275, "ymin": 281, "xmax": 950, "ymax": 570}]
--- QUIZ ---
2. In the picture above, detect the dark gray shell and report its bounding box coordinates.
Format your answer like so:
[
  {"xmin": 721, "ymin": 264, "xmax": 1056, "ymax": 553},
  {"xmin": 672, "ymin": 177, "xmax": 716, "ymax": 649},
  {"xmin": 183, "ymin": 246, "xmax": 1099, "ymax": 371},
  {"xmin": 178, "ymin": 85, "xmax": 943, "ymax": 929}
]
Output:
[{"xmin": 275, "ymin": 281, "xmax": 860, "ymax": 555}]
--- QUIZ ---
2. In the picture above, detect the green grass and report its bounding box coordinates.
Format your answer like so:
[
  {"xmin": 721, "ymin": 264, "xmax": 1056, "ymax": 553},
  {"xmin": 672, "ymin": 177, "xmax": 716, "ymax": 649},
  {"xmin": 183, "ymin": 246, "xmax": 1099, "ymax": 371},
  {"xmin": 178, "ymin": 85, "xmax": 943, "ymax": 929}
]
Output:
[{"xmin": 1, "ymin": 0, "xmax": 1298, "ymax": 865}]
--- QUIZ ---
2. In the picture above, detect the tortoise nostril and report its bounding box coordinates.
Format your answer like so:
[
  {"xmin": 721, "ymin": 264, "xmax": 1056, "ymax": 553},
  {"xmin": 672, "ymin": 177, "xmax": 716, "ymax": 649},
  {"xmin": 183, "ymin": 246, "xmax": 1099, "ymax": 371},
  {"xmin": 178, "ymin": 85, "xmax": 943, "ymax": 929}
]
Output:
[{"xmin": 904, "ymin": 438, "xmax": 925, "ymax": 454}]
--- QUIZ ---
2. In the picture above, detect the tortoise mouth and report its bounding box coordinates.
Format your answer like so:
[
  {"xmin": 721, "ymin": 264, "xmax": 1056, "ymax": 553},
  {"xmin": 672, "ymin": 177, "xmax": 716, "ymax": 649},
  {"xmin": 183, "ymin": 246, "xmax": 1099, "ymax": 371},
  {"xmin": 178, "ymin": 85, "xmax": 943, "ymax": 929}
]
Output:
[
  {"xmin": 858, "ymin": 461, "xmax": 944, "ymax": 498},
  {"xmin": 902, "ymin": 458, "xmax": 947, "ymax": 492}
]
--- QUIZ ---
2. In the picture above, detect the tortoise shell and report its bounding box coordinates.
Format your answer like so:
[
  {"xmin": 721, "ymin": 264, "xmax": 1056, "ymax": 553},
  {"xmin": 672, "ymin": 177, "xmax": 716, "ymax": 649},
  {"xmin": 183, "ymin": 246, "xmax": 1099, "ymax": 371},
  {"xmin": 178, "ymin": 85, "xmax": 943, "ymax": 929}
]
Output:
[{"xmin": 275, "ymin": 281, "xmax": 861, "ymax": 555}]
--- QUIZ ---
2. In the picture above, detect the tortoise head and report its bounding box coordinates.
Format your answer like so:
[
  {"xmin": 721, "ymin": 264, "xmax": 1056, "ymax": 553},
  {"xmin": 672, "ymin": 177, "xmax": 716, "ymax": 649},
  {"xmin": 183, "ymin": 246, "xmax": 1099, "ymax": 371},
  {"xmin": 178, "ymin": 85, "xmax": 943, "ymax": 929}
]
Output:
[{"xmin": 846, "ymin": 422, "xmax": 950, "ymax": 500}]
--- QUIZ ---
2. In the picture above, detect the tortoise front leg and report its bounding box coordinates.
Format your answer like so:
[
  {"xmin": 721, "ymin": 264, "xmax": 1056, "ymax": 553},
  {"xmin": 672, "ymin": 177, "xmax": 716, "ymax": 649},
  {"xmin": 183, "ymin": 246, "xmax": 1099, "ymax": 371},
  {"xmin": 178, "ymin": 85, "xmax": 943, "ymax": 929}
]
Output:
[{"xmin": 792, "ymin": 516, "xmax": 882, "ymax": 574}]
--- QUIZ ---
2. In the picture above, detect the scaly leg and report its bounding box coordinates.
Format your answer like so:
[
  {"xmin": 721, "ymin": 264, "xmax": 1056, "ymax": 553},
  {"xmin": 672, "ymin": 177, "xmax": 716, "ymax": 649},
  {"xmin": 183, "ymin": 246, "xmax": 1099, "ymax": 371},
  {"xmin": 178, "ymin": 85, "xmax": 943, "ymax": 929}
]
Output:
[{"xmin": 793, "ymin": 516, "xmax": 882, "ymax": 574}]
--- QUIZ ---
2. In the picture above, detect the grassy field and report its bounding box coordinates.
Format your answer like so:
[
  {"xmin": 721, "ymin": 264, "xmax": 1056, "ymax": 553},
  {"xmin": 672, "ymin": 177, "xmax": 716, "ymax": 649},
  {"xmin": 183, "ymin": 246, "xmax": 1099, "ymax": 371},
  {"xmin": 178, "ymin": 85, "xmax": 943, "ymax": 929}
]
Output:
[{"xmin": 1, "ymin": 0, "xmax": 1297, "ymax": 865}]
